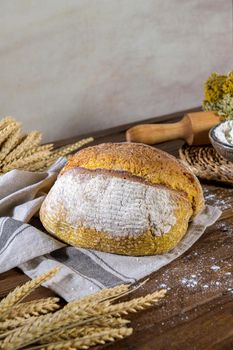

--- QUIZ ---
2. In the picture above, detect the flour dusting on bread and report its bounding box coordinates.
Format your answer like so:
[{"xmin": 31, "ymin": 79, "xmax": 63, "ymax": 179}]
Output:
[{"xmin": 45, "ymin": 168, "xmax": 177, "ymax": 237}]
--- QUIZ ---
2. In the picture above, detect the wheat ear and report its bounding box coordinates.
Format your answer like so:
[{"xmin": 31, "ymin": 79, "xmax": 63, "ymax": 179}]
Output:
[
  {"xmin": 39, "ymin": 317, "xmax": 129, "ymax": 344},
  {"xmin": 5, "ymin": 298, "xmax": 60, "ymax": 320},
  {"xmin": 0, "ymin": 316, "xmax": 38, "ymax": 334},
  {"xmin": 65, "ymin": 284, "xmax": 130, "ymax": 310},
  {"xmin": 20, "ymin": 144, "xmax": 54, "ymax": 158},
  {"xmin": 0, "ymin": 303, "xmax": 107, "ymax": 349},
  {"xmin": 50, "ymin": 137, "xmax": 94, "ymax": 159},
  {"xmin": 27, "ymin": 327, "xmax": 133, "ymax": 350},
  {"xmin": 103, "ymin": 289, "xmax": 166, "ymax": 316},
  {"xmin": 0, "ymin": 268, "xmax": 59, "ymax": 320},
  {"xmin": 23, "ymin": 159, "xmax": 53, "ymax": 172},
  {"xmin": 0, "ymin": 121, "xmax": 20, "ymax": 147},
  {"xmin": 0, "ymin": 129, "xmax": 23, "ymax": 162},
  {"xmin": 4, "ymin": 131, "xmax": 42, "ymax": 163},
  {"xmin": 38, "ymin": 137, "xmax": 94, "ymax": 171},
  {"xmin": 39, "ymin": 325, "xmax": 118, "ymax": 343},
  {"xmin": 2, "ymin": 289, "xmax": 165, "ymax": 349},
  {"xmin": 0, "ymin": 117, "xmax": 17, "ymax": 129},
  {"xmin": 67, "ymin": 289, "xmax": 166, "ymax": 320},
  {"xmin": 65, "ymin": 281, "xmax": 146, "ymax": 312},
  {"xmin": 6, "ymin": 144, "xmax": 54, "ymax": 172},
  {"xmin": 87, "ymin": 316, "xmax": 130, "ymax": 327},
  {"xmin": 2, "ymin": 149, "xmax": 51, "ymax": 172}
]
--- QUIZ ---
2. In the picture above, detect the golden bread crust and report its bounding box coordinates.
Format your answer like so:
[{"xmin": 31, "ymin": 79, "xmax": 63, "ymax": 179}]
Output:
[
  {"xmin": 61, "ymin": 142, "xmax": 204, "ymax": 216},
  {"xmin": 40, "ymin": 142, "xmax": 204, "ymax": 256}
]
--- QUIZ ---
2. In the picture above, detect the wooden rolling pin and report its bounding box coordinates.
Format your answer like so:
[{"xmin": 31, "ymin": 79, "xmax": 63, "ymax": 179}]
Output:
[{"xmin": 126, "ymin": 111, "xmax": 220, "ymax": 145}]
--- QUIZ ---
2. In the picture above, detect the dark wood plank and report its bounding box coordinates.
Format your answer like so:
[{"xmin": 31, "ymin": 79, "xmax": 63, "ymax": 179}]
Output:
[
  {"xmin": 1, "ymin": 106, "xmax": 233, "ymax": 350},
  {"xmin": 52, "ymin": 106, "xmax": 201, "ymax": 149}
]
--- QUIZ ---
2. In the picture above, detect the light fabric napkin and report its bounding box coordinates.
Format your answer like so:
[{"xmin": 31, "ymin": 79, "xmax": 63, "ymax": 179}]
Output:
[{"xmin": 0, "ymin": 159, "xmax": 221, "ymax": 301}]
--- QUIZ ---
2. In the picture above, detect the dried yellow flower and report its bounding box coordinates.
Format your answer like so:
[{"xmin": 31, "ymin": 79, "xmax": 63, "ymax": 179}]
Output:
[{"xmin": 203, "ymin": 71, "xmax": 233, "ymax": 120}]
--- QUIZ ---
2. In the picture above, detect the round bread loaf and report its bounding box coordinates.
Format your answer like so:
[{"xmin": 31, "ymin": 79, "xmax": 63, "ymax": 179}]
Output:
[{"xmin": 40, "ymin": 143, "xmax": 204, "ymax": 256}]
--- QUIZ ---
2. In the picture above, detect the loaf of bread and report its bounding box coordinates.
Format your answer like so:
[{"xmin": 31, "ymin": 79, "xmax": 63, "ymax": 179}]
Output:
[{"xmin": 40, "ymin": 143, "xmax": 204, "ymax": 255}]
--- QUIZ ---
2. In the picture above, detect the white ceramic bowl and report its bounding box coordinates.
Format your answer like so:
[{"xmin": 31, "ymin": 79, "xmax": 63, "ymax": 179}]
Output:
[{"xmin": 209, "ymin": 122, "xmax": 233, "ymax": 161}]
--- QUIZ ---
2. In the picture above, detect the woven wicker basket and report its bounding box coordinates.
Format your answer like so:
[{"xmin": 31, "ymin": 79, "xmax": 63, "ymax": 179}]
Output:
[{"xmin": 179, "ymin": 144, "xmax": 233, "ymax": 185}]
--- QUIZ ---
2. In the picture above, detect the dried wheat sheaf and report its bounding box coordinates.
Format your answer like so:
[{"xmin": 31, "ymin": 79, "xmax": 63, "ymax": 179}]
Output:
[
  {"xmin": 0, "ymin": 268, "xmax": 166, "ymax": 350},
  {"xmin": 0, "ymin": 117, "xmax": 93, "ymax": 174}
]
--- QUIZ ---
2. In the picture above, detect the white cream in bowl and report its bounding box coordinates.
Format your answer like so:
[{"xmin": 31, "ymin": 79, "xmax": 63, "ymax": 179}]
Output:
[{"xmin": 214, "ymin": 120, "xmax": 233, "ymax": 146}]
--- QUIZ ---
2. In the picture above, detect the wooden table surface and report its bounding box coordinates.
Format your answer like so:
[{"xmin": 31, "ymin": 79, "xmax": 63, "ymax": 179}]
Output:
[{"xmin": 0, "ymin": 108, "xmax": 233, "ymax": 350}]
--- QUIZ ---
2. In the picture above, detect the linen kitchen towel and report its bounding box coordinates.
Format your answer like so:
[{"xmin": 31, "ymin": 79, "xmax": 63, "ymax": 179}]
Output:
[{"xmin": 0, "ymin": 159, "xmax": 222, "ymax": 301}]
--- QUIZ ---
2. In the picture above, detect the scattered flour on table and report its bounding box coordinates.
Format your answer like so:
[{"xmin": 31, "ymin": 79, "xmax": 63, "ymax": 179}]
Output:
[
  {"xmin": 153, "ymin": 185, "xmax": 233, "ymax": 295},
  {"xmin": 153, "ymin": 185, "xmax": 233, "ymax": 325},
  {"xmin": 153, "ymin": 253, "xmax": 232, "ymax": 295},
  {"xmin": 210, "ymin": 265, "xmax": 220, "ymax": 271},
  {"xmin": 203, "ymin": 187, "xmax": 233, "ymax": 211},
  {"xmin": 181, "ymin": 277, "xmax": 198, "ymax": 288}
]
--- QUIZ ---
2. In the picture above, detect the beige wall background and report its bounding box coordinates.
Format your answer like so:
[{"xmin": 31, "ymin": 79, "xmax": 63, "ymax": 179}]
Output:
[{"xmin": 0, "ymin": 0, "xmax": 232, "ymax": 142}]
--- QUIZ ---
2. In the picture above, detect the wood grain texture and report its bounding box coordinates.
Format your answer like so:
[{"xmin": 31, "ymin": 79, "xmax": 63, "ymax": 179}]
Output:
[
  {"xmin": 125, "ymin": 111, "xmax": 220, "ymax": 145},
  {"xmin": 0, "ymin": 107, "xmax": 232, "ymax": 350}
]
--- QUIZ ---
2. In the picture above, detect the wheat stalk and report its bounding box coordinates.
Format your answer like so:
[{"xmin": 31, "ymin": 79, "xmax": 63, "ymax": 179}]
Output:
[
  {"xmin": 65, "ymin": 289, "xmax": 166, "ymax": 320},
  {"xmin": 5, "ymin": 298, "xmax": 60, "ymax": 320},
  {"xmin": 4, "ymin": 131, "xmax": 42, "ymax": 163},
  {"xmin": 0, "ymin": 303, "xmax": 108, "ymax": 349},
  {"xmin": 65, "ymin": 284, "xmax": 130, "ymax": 310},
  {"xmin": 20, "ymin": 144, "xmax": 54, "ymax": 158},
  {"xmin": 2, "ymin": 149, "xmax": 51, "ymax": 172},
  {"xmin": 65, "ymin": 280, "xmax": 148, "ymax": 313},
  {"xmin": 0, "ymin": 115, "xmax": 94, "ymax": 174},
  {"xmin": 2, "ymin": 289, "xmax": 165, "ymax": 349},
  {"xmin": 0, "ymin": 268, "xmax": 59, "ymax": 320},
  {"xmin": 0, "ymin": 268, "xmax": 166, "ymax": 350},
  {"xmin": 39, "ymin": 317, "xmax": 129, "ymax": 344},
  {"xmin": 50, "ymin": 138, "xmax": 94, "ymax": 159},
  {"xmin": 2, "ymin": 145, "xmax": 54, "ymax": 172},
  {"xmin": 87, "ymin": 316, "xmax": 130, "ymax": 328},
  {"xmin": 37, "ymin": 137, "xmax": 94, "ymax": 171},
  {"xmin": 0, "ymin": 135, "xmax": 94, "ymax": 173}
]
